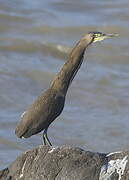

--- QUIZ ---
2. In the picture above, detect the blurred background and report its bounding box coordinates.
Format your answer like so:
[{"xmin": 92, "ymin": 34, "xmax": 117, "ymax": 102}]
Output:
[{"xmin": 0, "ymin": 0, "xmax": 129, "ymax": 169}]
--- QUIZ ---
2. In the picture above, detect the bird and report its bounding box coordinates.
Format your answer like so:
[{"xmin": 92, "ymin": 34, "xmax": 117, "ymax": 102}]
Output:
[{"xmin": 15, "ymin": 32, "xmax": 117, "ymax": 146}]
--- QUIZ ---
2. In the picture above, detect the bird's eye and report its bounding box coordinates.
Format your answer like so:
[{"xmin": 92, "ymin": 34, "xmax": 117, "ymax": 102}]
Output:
[{"xmin": 95, "ymin": 33, "xmax": 101, "ymax": 38}]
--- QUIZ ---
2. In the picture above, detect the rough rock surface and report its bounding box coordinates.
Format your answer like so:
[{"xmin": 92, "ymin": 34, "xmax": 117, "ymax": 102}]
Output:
[{"xmin": 0, "ymin": 145, "xmax": 129, "ymax": 180}]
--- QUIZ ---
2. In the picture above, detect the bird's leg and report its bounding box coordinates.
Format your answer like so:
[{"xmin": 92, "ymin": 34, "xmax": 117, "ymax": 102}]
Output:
[
  {"xmin": 42, "ymin": 132, "xmax": 46, "ymax": 145},
  {"xmin": 42, "ymin": 128, "xmax": 52, "ymax": 146}
]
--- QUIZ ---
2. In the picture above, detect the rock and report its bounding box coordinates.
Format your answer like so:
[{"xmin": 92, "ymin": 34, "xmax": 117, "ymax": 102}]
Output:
[{"xmin": 0, "ymin": 145, "xmax": 129, "ymax": 180}]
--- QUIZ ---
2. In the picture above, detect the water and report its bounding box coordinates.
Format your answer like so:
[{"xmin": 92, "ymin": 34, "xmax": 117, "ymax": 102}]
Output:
[{"xmin": 0, "ymin": 0, "xmax": 129, "ymax": 169}]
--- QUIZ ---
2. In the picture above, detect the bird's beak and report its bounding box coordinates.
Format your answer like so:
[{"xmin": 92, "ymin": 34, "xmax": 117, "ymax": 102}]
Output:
[
  {"xmin": 103, "ymin": 33, "xmax": 119, "ymax": 39},
  {"xmin": 93, "ymin": 33, "xmax": 119, "ymax": 43}
]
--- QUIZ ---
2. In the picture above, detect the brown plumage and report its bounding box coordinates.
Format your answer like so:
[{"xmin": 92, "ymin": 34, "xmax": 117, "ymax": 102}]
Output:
[
  {"xmin": 15, "ymin": 32, "xmax": 116, "ymax": 146},
  {"xmin": 15, "ymin": 88, "xmax": 65, "ymax": 138}
]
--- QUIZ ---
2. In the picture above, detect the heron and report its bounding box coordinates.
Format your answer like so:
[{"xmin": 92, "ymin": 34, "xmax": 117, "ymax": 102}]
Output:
[{"xmin": 15, "ymin": 32, "xmax": 117, "ymax": 146}]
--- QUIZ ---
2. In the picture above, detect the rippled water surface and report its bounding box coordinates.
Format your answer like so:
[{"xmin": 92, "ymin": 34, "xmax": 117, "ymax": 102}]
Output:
[{"xmin": 0, "ymin": 0, "xmax": 129, "ymax": 169}]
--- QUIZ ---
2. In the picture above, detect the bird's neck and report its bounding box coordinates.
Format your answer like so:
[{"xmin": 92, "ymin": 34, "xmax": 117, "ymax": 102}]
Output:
[{"xmin": 51, "ymin": 37, "xmax": 92, "ymax": 95}]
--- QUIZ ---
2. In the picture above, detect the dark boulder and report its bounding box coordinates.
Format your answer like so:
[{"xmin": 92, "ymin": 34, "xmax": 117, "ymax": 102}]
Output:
[{"xmin": 0, "ymin": 145, "xmax": 129, "ymax": 180}]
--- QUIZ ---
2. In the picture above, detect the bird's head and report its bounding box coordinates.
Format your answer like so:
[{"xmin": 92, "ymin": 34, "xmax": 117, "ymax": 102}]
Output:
[
  {"xmin": 83, "ymin": 31, "xmax": 118, "ymax": 44},
  {"xmin": 88, "ymin": 31, "xmax": 118, "ymax": 43}
]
